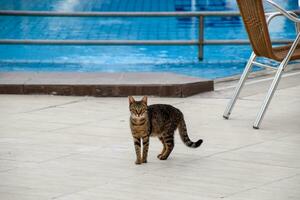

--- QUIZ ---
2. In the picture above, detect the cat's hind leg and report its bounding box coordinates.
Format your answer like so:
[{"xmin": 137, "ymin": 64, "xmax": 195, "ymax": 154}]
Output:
[
  {"xmin": 157, "ymin": 136, "xmax": 167, "ymax": 159},
  {"xmin": 158, "ymin": 134, "xmax": 174, "ymax": 160}
]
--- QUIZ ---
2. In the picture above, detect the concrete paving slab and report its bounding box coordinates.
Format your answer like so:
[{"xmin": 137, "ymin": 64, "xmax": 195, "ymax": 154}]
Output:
[{"xmin": 0, "ymin": 71, "xmax": 300, "ymax": 200}]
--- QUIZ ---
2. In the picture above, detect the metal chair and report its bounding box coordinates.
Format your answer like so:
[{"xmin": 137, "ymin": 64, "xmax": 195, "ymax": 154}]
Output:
[{"xmin": 223, "ymin": 0, "xmax": 300, "ymax": 129}]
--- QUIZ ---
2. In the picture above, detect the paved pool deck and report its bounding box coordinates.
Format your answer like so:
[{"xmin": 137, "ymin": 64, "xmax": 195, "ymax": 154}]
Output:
[
  {"xmin": 0, "ymin": 70, "xmax": 300, "ymax": 200},
  {"xmin": 0, "ymin": 72, "xmax": 213, "ymax": 97}
]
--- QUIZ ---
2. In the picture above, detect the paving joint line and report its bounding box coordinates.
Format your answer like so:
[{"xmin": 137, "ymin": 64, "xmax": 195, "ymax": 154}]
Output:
[
  {"xmin": 217, "ymin": 157, "xmax": 300, "ymax": 170},
  {"xmin": 221, "ymin": 173, "xmax": 300, "ymax": 199},
  {"xmin": 16, "ymin": 98, "xmax": 89, "ymax": 114},
  {"xmin": 195, "ymin": 132, "xmax": 299, "ymax": 161}
]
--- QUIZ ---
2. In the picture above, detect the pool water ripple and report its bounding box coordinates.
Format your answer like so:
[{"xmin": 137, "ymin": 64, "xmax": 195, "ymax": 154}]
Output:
[{"xmin": 0, "ymin": 0, "xmax": 298, "ymax": 78}]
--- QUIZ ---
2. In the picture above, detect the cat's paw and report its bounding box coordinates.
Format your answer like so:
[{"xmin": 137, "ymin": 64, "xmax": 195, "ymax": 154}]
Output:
[
  {"xmin": 142, "ymin": 159, "xmax": 147, "ymax": 163},
  {"xmin": 135, "ymin": 160, "xmax": 142, "ymax": 165},
  {"xmin": 159, "ymin": 156, "xmax": 168, "ymax": 160},
  {"xmin": 157, "ymin": 154, "xmax": 167, "ymax": 160}
]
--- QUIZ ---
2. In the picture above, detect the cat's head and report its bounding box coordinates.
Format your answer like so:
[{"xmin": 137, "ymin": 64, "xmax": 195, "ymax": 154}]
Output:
[{"xmin": 129, "ymin": 96, "xmax": 148, "ymax": 118}]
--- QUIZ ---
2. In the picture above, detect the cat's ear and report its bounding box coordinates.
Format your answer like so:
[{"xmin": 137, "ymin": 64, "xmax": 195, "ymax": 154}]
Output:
[
  {"xmin": 129, "ymin": 96, "xmax": 135, "ymax": 104},
  {"xmin": 141, "ymin": 96, "xmax": 148, "ymax": 104}
]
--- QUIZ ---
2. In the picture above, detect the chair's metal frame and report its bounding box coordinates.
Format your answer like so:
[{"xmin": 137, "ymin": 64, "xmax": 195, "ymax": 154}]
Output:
[{"xmin": 223, "ymin": 0, "xmax": 300, "ymax": 129}]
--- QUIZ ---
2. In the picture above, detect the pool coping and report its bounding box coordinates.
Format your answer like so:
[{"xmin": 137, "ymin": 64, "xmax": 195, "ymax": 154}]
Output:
[{"xmin": 0, "ymin": 72, "xmax": 214, "ymax": 97}]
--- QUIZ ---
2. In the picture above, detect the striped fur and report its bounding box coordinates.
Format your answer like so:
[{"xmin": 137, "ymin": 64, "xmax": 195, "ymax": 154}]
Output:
[
  {"xmin": 129, "ymin": 96, "xmax": 203, "ymax": 165},
  {"xmin": 178, "ymin": 120, "xmax": 203, "ymax": 148}
]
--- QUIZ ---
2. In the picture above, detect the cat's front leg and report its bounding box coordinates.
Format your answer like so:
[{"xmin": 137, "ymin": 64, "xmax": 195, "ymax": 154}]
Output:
[
  {"xmin": 133, "ymin": 136, "xmax": 142, "ymax": 164},
  {"xmin": 142, "ymin": 135, "xmax": 150, "ymax": 163}
]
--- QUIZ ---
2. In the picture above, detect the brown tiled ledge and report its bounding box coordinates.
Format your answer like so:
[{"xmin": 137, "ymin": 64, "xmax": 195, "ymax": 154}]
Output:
[{"xmin": 0, "ymin": 72, "xmax": 214, "ymax": 97}]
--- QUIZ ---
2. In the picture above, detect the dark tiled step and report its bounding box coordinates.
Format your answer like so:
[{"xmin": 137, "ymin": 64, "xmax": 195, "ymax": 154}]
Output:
[{"xmin": 0, "ymin": 72, "xmax": 214, "ymax": 97}]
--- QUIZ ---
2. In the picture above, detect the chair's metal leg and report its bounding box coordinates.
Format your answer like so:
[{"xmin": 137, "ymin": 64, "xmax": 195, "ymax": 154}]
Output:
[
  {"xmin": 253, "ymin": 32, "xmax": 300, "ymax": 129},
  {"xmin": 252, "ymin": 62, "xmax": 286, "ymax": 129},
  {"xmin": 223, "ymin": 52, "xmax": 256, "ymax": 119}
]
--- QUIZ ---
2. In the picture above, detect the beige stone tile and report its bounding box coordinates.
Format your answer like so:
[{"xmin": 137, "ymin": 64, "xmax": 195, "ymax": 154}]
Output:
[
  {"xmin": 1, "ymin": 73, "xmax": 300, "ymax": 200},
  {"xmin": 0, "ymin": 185, "xmax": 50, "ymax": 200},
  {"xmin": 212, "ymin": 136, "xmax": 300, "ymax": 168},
  {"xmin": 0, "ymin": 119, "xmax": 72, "ymax": 134},
  {"xmin": 55, "ymin": 177, "xmax": 217, "ymax": 200},
  {"xmin": 0, "ymin": 94, "xmax": 86, "ymax": 115},
  {"xmin": 224, "ymin": 174, "xmax": 300, "ymax": 200}
]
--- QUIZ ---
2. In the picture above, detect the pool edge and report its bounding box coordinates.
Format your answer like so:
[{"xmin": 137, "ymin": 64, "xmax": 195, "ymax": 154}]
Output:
[{"xmin": 0, "ymin": 72, "xmax": 214, "ymax": 97}]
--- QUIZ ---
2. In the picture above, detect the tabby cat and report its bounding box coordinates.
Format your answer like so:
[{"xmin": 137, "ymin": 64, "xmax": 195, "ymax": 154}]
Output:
[{"xmin": 129, "ymin": 96, "xmax": 203, "ymax": 165}]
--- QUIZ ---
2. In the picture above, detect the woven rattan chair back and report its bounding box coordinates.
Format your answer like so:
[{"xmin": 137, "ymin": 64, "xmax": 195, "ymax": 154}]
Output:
[{"xmin": 237, "ymin": 0, "xmax": 274, "ymax": 59}]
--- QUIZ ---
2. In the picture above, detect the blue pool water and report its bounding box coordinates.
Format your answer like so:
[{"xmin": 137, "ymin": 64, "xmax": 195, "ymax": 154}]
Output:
[{"xmin": 0, "ymin": 0, "xmax": 298, "ymax": 78}]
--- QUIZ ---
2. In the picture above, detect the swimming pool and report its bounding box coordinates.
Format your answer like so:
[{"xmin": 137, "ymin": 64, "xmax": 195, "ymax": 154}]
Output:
[{"xmin": 0, "ymin": 0, "xmax": 298, "ymax": 79}]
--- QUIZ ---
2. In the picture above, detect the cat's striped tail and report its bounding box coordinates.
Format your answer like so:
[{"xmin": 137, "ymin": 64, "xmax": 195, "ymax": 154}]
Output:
[{"xmin": 178, "ymin": 119, "xmax": 203, "ymax": 148}]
